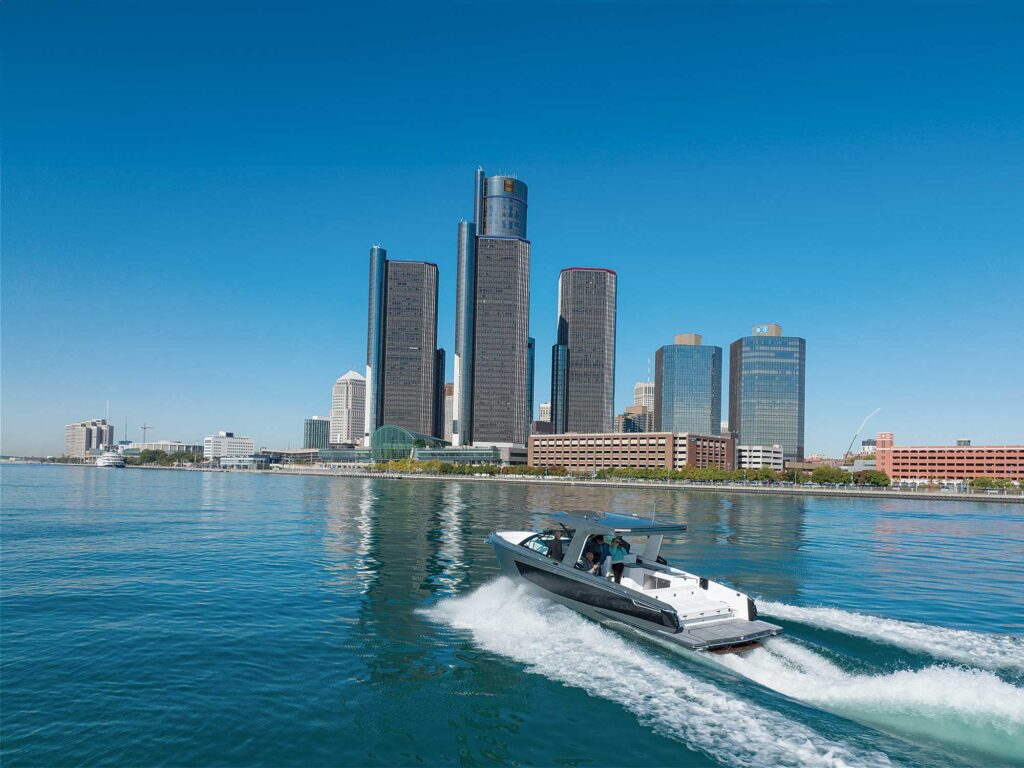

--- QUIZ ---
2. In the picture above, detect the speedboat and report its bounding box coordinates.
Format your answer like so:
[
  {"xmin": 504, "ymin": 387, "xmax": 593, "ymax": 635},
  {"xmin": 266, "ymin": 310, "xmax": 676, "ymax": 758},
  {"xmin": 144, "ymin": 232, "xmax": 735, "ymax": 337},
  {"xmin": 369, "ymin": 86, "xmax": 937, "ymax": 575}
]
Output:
[
  {"xmin": 487, "ymin": 512, "xmax": 782, "ymax": 652},
  {"xmin": 95, "ymin": 451, "xmax": 126, "ymax": 468}
]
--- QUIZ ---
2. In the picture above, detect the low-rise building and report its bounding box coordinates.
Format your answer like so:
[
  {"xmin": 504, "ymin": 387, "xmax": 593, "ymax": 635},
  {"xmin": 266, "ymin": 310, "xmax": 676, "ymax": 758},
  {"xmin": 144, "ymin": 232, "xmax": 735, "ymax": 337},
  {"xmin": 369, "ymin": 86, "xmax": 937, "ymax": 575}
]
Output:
[
  {"xmin": 203, "ymin": 431, "xmax": 255, "ymax": 460},
  {"xmin": 220, "ymin": 456, "xmax": 269, "ymax": 470},
  {"xmin": 528, "ymin": 432, "xmax": 733, "ymax": 472},
  {"xmin": 257, "ymin": 448, "xmax": 321, "ymax": 464},
  {"xmin": 875, "ymin": 432, "xmax": 1023, "ymax": 482},
  {"xmin": 120, "ymin": 440, "xmax": 203, "ymax": 456},
  {"xmin": 736, "ymin": 444, "xmax": 784, "ymax": 471}
]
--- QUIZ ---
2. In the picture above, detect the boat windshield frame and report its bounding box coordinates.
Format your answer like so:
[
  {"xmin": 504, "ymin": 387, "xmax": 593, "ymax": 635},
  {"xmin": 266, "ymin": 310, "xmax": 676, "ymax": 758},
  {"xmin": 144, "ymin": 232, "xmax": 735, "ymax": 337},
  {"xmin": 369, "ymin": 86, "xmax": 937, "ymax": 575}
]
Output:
[{"xmin": 549, "ymin": 512, "xmax": 688, "ymax": 537}]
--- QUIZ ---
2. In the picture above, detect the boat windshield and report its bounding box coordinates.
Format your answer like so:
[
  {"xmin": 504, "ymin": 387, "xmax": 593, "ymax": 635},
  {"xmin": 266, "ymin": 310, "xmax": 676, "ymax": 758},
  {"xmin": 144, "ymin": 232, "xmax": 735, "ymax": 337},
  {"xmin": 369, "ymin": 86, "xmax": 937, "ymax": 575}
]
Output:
[{"xmin": 520, "ymin": 529, "xmax": 574, "ymax": 557}]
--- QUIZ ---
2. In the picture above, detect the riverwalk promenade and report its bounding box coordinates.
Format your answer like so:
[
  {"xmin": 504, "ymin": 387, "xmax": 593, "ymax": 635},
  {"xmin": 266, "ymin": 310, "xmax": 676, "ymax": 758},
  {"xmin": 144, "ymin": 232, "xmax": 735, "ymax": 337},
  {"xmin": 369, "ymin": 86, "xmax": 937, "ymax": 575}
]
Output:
[{"xmin": 108, "ymin": 463, "xmax": 1024, "ymax": 504}]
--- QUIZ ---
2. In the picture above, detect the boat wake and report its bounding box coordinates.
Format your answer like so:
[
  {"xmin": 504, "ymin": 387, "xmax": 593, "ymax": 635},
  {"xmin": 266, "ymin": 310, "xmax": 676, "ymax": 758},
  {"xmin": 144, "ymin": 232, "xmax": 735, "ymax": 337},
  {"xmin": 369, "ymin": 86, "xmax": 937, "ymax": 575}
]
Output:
[
  {"xmin": 757, "ymin": 600, "xmax": 1024, "ymax": 673},
  {"xmin": 427, "ymin": 579, "xmax": 894, "ymax": 768},
  {"xmin": 712, "ymin": 638, "xmax": 1024, "ymax": 765}
]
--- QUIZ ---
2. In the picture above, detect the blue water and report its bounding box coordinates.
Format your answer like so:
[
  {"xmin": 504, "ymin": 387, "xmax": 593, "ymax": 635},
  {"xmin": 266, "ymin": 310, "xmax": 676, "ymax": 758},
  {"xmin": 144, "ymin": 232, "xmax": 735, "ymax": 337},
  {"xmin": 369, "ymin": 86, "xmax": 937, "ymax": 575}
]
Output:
[{"xmin": 2, "ymin": 464, "xmax": 1022, "ymax": 767}]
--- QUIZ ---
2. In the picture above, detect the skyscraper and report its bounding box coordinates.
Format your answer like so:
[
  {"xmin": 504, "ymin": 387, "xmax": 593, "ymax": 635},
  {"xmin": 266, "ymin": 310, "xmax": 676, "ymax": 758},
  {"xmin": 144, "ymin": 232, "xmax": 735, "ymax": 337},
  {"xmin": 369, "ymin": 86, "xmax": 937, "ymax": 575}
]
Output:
[
  {"xmin": 654, "ymin": 333, "xmax": 722, "ymax": 436},
  {"xmin": 453, "ymin": 169, "xmax": 531, "ymax": 447},
  {"xmin": 729, "ymin": 323, "xmax": 806, "ymax": 462},
  {"xmin": 433, "ymin": 348, "xmax": 446, "ymax": 440},
  {"xmin": 550, "ymin": 267, "xmax": 617, "ymax": 434},
  {"xmin": 330, "ymin": 371, "xmax": 365, "ymax": 445},
  {"xmin": 443, "ymin": 383, "xmax": 454, "ymax": 442},
  {"xmin": 303, "ymin": 417, "xmax": 330, "ymax": 450},
  {"xmin": 526, "ymin": 336, "xmax": 535, "ymax": 428},
  {"xmin": 634, "ymin": 381, "xmax": 655, "ymax": 411},
  {"xmin": 365, "ymin": 245, "xmax": 440, "ymax": 440}
]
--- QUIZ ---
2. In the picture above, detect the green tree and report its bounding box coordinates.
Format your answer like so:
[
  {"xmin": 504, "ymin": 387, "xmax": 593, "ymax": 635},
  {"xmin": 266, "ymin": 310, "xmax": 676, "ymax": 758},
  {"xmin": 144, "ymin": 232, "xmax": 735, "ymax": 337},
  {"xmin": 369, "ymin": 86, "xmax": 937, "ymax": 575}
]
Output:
[{"xmin": 811, "ymin": 466, "xmax": 850, "ymax": 485}]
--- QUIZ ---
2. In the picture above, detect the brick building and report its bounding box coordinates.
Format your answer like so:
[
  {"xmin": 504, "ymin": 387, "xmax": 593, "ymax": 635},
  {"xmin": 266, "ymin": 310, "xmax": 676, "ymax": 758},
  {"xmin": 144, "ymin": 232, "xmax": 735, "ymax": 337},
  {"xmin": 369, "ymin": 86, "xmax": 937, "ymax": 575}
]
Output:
[
  {"xmin": 528, "ymin": 432, "xmax": 734, "ymax": 472},
  {"xmin": 875, "ymin": 432, "xmax": 1023, "ymax": 482}
]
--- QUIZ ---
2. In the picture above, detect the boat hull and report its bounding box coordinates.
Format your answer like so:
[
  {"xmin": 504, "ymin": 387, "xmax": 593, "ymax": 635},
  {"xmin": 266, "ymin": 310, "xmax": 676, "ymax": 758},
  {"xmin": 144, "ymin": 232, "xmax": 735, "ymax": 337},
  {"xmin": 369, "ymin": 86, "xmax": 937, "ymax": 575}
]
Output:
[{"xmin": 489, "ymin": 534, "xmax": 782, "ymax": 651}]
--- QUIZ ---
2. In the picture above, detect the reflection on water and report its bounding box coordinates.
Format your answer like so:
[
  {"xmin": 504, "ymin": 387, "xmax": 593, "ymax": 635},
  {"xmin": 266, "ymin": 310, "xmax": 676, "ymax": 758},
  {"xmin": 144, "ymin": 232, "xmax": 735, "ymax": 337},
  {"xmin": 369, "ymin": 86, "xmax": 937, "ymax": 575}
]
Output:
[{"xmin": 3, "ymin": 466, "xmax": 1021, "ymax": 768}]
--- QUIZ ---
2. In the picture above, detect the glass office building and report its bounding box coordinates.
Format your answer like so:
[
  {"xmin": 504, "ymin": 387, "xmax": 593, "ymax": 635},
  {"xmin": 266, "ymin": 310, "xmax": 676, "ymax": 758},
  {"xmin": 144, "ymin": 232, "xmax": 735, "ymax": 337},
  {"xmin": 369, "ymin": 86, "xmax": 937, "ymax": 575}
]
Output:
[
  {"xmin": 654, "ymin": 334, "xmax": 722, "ymax": 436},
  {"xmin": 729, "ymin": 324, "xmax": 806, "ymax": 462},
  {"xmin": 550, "ymin": 268, "xmax": 617, "ymax": 433},
  {"xmin": 453, "ymin": 168, "xmax": 531, "ymax": 446},
  {"xmin": 303, "ymin": 417, "xmax": 330, "ymax": 450},
  {"xmin": 365, "ymin": 246, "xmax": 440, "ymax": 439}
]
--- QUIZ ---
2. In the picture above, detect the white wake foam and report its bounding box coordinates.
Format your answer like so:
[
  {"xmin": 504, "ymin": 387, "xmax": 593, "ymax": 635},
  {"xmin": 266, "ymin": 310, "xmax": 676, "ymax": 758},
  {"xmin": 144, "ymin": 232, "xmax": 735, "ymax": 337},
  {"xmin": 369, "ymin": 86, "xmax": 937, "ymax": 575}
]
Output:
[
  {"xmin": 426, "ymin": 579, "xmax": 894, "ymax": 768},
  {"xmin": 759, "ymin": 601, "xmax": 1024, "ymax": 673},
  {"xmin": 714, "ymin": 638, "xmax": 1024, "ymax": 764}
]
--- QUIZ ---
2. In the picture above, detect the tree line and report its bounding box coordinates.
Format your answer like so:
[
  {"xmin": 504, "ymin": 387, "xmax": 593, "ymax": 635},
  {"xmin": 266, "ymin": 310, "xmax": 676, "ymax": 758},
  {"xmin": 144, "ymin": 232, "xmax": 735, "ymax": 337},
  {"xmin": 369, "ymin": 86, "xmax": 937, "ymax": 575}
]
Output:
[{"xmin": 368, "ymin": 459, "xmax": 893, "ymax": 486}]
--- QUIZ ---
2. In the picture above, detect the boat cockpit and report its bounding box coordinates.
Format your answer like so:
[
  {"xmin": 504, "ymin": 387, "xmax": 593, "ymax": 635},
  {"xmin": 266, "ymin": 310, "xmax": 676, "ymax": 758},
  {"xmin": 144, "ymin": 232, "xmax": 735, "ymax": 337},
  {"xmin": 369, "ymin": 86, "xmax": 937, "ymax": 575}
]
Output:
[{"xmin": 509, "ymin": 514, "xmax": 720, "ymax": 600}]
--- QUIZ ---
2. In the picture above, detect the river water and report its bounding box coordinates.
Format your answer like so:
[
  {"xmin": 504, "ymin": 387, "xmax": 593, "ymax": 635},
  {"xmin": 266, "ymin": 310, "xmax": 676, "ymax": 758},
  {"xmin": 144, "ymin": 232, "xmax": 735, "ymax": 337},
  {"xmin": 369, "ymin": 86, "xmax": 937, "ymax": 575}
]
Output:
[{"xmin": 2, "ymin": 464, "xmax": 1022, "ymax": 767}]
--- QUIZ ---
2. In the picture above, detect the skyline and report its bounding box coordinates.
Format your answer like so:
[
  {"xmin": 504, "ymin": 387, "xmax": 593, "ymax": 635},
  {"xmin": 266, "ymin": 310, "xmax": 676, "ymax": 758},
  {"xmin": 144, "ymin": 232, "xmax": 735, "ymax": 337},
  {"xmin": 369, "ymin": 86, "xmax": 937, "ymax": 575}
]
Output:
[{"xmin": 4, "ymin": 2, "xmax": 1024, "ymax": 456}]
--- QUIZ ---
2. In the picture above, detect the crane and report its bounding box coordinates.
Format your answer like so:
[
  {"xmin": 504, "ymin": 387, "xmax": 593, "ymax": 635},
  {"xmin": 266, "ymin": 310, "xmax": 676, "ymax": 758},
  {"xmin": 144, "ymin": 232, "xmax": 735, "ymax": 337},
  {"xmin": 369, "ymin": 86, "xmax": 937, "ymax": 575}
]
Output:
[
  {"xmin": 139, "ymin": 423, "xmax": 154, "ymax": 443},
  {"xmin": 845, "ymin": 408, "xmax": 881, "ymax": 458}
]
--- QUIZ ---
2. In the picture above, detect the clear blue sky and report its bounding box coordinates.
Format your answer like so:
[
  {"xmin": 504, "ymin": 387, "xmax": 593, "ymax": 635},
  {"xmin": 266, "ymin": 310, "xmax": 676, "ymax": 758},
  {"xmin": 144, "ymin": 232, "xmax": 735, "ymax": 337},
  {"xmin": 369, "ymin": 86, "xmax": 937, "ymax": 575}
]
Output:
[{"xmin": 3, "ymin": 1, "xmax": 1023, "ymax": 457}]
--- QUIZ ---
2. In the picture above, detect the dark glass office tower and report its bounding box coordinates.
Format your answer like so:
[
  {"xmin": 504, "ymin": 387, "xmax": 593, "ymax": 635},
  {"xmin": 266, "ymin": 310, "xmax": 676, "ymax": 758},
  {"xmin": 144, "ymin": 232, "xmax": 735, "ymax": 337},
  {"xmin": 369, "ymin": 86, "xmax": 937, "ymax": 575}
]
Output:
[
  {"xmin": 433, "ymin": 348, "xmax": 446, "ymax": 440},
  {"xmin": 550, "ymin": 268, "xmax": 616, "ymax": 433},
  {"xmin": 729, "ymin": 323, "xmax": 806, "ymax": 461},
  {"xmin": 526, "ymin": 336, "xmax": 535, "ymax": 430},
  {"xmin": 365, "ymin": 246, "xmax": 440, "ymax": 440},
  {"xmin": 654, "ymin": 333, "xmax": 722, "ymax": 435},
  {"xmin": 452, "ymin": 169, "xmax": 531, "ymax": 446}
]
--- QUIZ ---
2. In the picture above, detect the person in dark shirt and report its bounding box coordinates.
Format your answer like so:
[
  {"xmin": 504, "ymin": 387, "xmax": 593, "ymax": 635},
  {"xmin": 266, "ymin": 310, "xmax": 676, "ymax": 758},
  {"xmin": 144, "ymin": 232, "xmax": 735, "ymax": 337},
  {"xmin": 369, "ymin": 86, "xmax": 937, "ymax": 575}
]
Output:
[
  {"xmin": 548, "ymin": 530, "xmax": 565, "ymax": 562},
  {"xmin": 587, "ymin": 535, "xmax": 611, "ymax": 575}
]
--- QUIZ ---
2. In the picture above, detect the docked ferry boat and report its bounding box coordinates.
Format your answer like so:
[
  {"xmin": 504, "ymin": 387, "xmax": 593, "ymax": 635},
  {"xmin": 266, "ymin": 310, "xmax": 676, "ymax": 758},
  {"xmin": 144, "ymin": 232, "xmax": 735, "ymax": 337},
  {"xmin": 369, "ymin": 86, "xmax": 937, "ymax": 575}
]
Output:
[
  {"xmin": 487, "ymin": 512, "xmax": 782, "ymax": 652},
  {"xmin": 95, "ymin": 451, "xmax": 126, "ymax": 468}
]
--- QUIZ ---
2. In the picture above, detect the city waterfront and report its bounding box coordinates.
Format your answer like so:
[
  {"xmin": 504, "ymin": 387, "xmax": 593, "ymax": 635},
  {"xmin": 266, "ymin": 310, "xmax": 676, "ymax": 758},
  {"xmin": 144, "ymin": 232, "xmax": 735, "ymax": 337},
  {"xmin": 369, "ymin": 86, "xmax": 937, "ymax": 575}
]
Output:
[{"xmin": 2, "ymin": 464, "xmax": 1022, "ymax": 767}]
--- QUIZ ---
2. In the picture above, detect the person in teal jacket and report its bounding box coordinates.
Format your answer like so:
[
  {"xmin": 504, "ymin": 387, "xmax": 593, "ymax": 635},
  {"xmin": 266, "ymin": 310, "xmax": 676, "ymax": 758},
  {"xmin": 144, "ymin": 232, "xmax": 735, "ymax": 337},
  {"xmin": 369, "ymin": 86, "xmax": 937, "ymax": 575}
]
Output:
[{"xmin": 608, "ymin": 536, "xmax": 628, "ymax": 583}]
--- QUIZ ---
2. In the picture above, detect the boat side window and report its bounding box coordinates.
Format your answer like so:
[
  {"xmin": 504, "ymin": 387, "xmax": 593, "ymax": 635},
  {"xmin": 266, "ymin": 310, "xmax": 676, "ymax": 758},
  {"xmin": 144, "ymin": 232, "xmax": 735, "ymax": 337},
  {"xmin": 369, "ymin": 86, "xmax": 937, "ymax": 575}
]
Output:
[{"xmin": 521, "ymin": 533, "xmax": 551, "ymax": 556}]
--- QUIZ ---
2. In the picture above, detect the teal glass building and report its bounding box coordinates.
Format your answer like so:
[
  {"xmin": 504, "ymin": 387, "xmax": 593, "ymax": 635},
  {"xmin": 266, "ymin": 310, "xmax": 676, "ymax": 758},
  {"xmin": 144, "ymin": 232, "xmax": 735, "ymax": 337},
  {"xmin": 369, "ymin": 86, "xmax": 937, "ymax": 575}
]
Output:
[
  {"xmin": 728, "ymin": 324, "xmax": 806, "ymax": 461},
  {"xmin": 653, "ymin": 335, "xmax": 722, "ymax": 436}
]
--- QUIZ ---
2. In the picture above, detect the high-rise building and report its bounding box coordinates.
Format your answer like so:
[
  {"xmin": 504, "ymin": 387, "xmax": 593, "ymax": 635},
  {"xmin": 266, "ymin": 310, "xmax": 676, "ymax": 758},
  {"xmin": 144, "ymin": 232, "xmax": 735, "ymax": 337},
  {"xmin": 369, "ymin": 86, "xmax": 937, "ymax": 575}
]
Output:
[
  {"xmin": 303, "ymin": 417, "xmax": 330, "ymax": 450},
  {"xmin": 453, "ymin": 169, "xmax": 531, "ymax": 447},
  {"xmin": 633, "ymin": 381, "xmax": 655, "ymax": 411},
  {"xmin": 330, "ymin": 371, "xmax": 366, "ymax": 445},
  {"xmin": 654, "ymin": 333, "xmax": 722, "ymax": 436},
  {"xmin": 538, "ymin": 402, "xmax": 551, "ymax": 423},
  {"xmin": 550, "ymin": 268, "xmax": 617, "ymax": 434},
  {"xmin": 365, "ymin": 245, "xmax": 440, "ymax": 440},
  {"xmin": 443, "ymin": 383, "xmax": 454, "ymax": 442},
  {"xmin": 433, "ymin": 348, "xmax": 446, "ymax": 440},
  {"xmin": 64, "ymin": 419, "xmax": 114, "ymax": 458},
  {"xmin": 526, "ymin": 336, "xmax": 535, "ymax": 429},
  {"xmin": 729, "ymin": 323, "xmax": 806, "ymax": 462}
]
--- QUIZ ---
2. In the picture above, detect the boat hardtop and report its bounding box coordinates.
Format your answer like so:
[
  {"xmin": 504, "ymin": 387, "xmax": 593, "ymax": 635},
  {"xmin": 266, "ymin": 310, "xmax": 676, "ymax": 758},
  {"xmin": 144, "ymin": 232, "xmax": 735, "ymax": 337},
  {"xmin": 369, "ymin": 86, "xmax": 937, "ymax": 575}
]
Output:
[{"xmin": 487, "ymin": 511, "xmax": 782, "ymax": 651}]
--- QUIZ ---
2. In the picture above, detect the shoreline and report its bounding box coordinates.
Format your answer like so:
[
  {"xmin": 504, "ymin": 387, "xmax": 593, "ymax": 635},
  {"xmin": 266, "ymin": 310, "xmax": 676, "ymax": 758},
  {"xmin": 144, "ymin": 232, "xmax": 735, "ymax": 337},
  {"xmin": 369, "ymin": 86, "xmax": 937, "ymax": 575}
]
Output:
[{"xmin": 16, "ymin": 461, "xmax": 1022, "ymax": 504}]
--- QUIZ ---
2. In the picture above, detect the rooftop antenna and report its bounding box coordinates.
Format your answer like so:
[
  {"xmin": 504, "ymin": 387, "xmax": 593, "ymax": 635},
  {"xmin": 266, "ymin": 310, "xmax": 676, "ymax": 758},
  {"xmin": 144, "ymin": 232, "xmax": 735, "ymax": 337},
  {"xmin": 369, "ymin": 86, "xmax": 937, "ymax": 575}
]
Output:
[
  {"xmin": 140, "ymin": 423, "xmax": 153, "ymax": 443},
  {"xmin": 106, "ymin": 400, "xmax": 109, "ymax": 423},
  {"xmin": 647, "ymin": 355, "xmax": 651, "ymax": 383}
]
